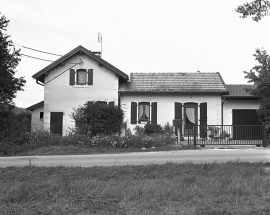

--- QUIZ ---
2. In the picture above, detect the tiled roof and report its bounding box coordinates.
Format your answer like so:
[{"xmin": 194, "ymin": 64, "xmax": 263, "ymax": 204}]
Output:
[
  {"xmin": 224, "ymin": 84, "xmax": 257, "ymax": 98},
  {"xmin": 26, "ymin": 101, "xmax": 44, "ymax": 111},
  {"xmin": 119, "ymin": 72, "xmax": 228, "ymax": 93}
]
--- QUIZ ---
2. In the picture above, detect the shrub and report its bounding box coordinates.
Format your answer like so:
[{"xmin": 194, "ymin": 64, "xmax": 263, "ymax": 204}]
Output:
[
  {"xmin": 163, "ymin": 122, "xmax": 174, "ymax": 135},
  {"xmin": 134, "ymin": 125, "xmax": 145, "ymax": 135},
  {"xmin": 70, "ymin": 101, "xmax": 124, "ymax": 137},
  {"xmin": 144, "ymin": 123, "xmax": 162, "ymax": 135}
]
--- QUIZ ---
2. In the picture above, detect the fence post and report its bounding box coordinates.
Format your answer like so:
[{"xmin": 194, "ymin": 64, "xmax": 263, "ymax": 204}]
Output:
[
  {"xmin": 194, "ymin": 125, "xmax": 197, "ymax": 147},
  {"xmin": 263, "ymin": 124, "xmax": 268, "ymax": 147}
]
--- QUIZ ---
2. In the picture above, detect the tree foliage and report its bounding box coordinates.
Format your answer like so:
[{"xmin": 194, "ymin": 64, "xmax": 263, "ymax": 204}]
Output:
[
  {"xmin": 236, "ymin": 0, "xmax": 270, "ymax": 21},
  {"xmin": 244, "ymin": 49, "xmax": 270, "ymax": 124},
  {"xmin": 0, "ymin": 13, "xmax": 25, "ymax": 110},
  {"xmin": 70, "ymin": 101, "xmax": 124, "ymax": 137}
]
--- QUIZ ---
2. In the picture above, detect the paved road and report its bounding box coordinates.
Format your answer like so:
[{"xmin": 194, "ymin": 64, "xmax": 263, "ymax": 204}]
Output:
[{"xmin": 0, "ymin": 148, "xmax": 270, "ymax": 168}]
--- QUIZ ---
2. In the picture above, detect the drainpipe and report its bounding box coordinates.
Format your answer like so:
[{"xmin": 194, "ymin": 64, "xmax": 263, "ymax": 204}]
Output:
[{"xmin": 221, "ymin": 98, "xmax": 225, "ymax": 126}]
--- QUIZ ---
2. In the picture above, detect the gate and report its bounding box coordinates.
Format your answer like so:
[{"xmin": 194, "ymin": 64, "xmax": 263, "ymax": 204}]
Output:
[{"xmin": 185, "ymin": 125, "xmax": 267, "ymax": 147}]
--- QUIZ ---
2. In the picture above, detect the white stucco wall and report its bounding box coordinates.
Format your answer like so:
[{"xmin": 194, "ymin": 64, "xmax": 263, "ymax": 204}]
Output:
[
  {"xmin": 30, "ymin": 105, "xmax": 44, "ymax": 131},
  {"xmin": 223, "ymin": 99, "xmax": 259, "ymax": 125},
  {"xmin": 120, "ymin": 93, "xmax": 222, "ymax": 134},
  {"xmin": 43, "ymin": 53, "xmax": 119, "ymax": 135}
]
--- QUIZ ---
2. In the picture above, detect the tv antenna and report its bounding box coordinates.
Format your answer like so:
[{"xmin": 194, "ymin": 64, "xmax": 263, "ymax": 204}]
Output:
[{"xmin": 98, "ymin": 33, "xmax": 102, "ymax": 57}]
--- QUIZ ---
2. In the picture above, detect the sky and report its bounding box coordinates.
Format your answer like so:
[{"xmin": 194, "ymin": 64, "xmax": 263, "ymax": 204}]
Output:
[{"xmin": 2, "ymin": 0, "xmax": 270, "ymax": 108}]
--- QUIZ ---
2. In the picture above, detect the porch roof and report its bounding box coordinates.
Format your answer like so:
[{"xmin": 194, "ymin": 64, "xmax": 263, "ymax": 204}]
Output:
[{"xmin": 119, "ymin": 72, "xmax": 228, "ymax": 93}]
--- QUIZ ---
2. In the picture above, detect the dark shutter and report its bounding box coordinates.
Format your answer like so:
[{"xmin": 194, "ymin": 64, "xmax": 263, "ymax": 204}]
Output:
[
  {"xmin": 131, "ymin": 102, "xmax": 137, "ymax": 124},
  {"xmin": 108, "ymin": 101, "xmax": 114, "ymax": 107},
  {"xmin": 151, "ymin": 102, "xmax": 157, "ymax": 124},
  {"xmin": 88, "ymin": 69, "xmax": 93, "ymax": 85},
  {"xmin": 175, "ymin": 102, "xmax": 183, "ymax": 135},
  {"xmin": 70, "ymin": 69, "xmax": 75, "ymax": 85},
  {"xmin": 200, "ymin": 102, "xmax": 207, "ymax": 138}
]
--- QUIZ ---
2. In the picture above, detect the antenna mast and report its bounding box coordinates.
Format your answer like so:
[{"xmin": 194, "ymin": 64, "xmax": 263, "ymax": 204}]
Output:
[{"xmin": 98, "ymin": 33, "xmax": 102, "ymax": 57}]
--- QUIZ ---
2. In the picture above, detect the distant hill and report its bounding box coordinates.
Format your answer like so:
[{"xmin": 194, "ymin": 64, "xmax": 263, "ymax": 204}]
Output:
[{"xmin": 12, "ymin": 107, "xmax": 27, "ymax": 115}]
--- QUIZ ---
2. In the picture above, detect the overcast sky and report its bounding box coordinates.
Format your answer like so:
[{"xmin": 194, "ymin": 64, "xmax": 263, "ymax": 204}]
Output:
[{"xmin": 2, "ymin": 0, "xmax": 270, "ymax": 108}]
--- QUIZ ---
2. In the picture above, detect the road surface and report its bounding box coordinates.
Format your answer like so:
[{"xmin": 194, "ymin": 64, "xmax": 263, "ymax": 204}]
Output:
[{"xmin": 0, "ymin": 148, "xmax": 270, "ymax": 168}]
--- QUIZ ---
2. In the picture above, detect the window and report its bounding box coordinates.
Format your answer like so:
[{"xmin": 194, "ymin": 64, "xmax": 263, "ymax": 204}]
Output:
[
  {"xmin": 139, "ymin": 102, "xmax": 150, "ymax": 122},
  {"xmin": 40, "ymin": 112, "xmax": 44, "ymax": 121},
  {"xmin": 70, "ymin": 69, "xmax": 93, "ymax": 85},
  {"xmin": 131, "ymin": 102, "xmax": 157, "ymax": 124},
  {"xmin": 77, "ymin": 69, "xmax": 87, "ymax": 85}
]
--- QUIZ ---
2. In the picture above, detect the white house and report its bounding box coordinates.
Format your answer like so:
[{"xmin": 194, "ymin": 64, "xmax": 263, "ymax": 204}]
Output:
[{"xmin": 26, "ymin": 45, "xmax": 260, "ymax": 136}]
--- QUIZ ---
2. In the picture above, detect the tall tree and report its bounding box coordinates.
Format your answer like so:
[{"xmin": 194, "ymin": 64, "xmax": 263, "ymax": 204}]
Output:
[
  {"xmin": 0, "ymin": 13, "xmax": 25, "ymax": 110},
  {"xmin": 244, "ymin": 49, "xmax": 270, "ymax": 124},
  {"xmin": 236, "ymin": 0, "xmax": 270, "ymax": 21}
]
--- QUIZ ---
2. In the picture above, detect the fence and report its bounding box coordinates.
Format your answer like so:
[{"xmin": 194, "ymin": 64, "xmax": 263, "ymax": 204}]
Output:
[{"xmin": 185, "ymin": 125, "xmax": 267, "ymax": 147}]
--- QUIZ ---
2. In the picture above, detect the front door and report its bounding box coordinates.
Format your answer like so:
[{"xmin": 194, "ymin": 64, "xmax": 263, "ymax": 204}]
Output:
[
  {"xmin": 50, "ymin": 112, "xmax": 63, "ymax": 136},
  {"xmin": 184, "ymin": 103, "xmax": 198, "ymax": 136}
]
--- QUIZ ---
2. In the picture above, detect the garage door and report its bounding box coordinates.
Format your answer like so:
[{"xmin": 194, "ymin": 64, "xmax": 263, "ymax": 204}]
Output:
[{"xmin": 232, "ymin": 109, "xmax": 262, "ymax": 140}]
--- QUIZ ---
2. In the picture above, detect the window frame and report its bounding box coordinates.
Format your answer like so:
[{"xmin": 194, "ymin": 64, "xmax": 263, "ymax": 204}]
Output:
[
  {"xmin": 138, "ymin": 102, "xmax": 150, "ymax": 123},
  {"xmin": 76, "ymin": 69, "xmax": 87, "ymax": 85}
]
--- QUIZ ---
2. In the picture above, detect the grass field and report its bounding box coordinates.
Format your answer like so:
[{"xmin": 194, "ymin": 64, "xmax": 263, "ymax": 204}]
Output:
[{"xmin": 1, "ymin": 162, "xmax": 270, "ymax": 215}]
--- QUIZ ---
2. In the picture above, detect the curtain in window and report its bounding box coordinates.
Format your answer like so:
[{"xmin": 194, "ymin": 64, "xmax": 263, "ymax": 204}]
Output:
[
  {"xmin": 186, "ymin": 108, "xmax": 195, "ymax": 124},
  {"xmin": 145, "ymin": 104, "xmax": 150, "ymax": 119},
  {"xmin": 139, "ymin": 104, "xmax": 144, "ymax": 118}
]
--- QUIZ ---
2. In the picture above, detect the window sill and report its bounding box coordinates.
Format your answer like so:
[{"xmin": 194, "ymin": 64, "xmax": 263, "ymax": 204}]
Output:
[{"xmin": 71, "ymin": 85, "xmax": 91, "ymax": 88}]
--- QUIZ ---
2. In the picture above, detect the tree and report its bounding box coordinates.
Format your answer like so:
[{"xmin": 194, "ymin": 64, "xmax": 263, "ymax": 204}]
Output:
[
  {"xmin": 0, "ymin": 13, "xmax": 25, "ymax": 111},
  {"xmin": 244, "ymin": 49, "xmax": 270, "ymax": 124},
  {"xmin": 236, "ymin": 0, "xmax": 270, "ymax": 21},
  {"xmin": 70, "ymin": 101, "xmax": 124, "ymax": 137}
]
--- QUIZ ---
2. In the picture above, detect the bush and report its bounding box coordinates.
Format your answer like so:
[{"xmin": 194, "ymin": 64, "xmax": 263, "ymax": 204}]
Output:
[
  {"xmin": 70, "ymin": 101, "xmax": 124, "ymax": 137},
  {"xmin": 144, "ymin": 123, "xmax": 162, "ymax": 135},
  {"xmin": 134, "ymin": 125, "xmax": 145, "ymax": 135}
]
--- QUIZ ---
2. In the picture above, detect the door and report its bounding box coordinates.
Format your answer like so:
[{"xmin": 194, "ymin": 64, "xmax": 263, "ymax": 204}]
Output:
[
  {"xmin": 50, "ymin": 112, "xmax": 63, "ymax": 135},
  {"xmin": 184, "ymin": 103, "xmax": 198, "ymax": 136},
  {"xmin": 232, "ymin": 109, "xmax": 261, "ymax": 140}
]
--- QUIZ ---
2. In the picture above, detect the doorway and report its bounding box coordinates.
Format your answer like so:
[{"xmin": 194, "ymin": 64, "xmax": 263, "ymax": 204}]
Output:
[{"xmin": 184, "ymin": 103, "xmax": 198, "ymax": 136}]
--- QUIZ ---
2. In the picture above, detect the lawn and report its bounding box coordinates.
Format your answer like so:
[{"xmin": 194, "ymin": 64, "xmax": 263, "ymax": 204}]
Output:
[{"xmin": 1, "ymin": 162, "xmax": 270, "ymax": 214}]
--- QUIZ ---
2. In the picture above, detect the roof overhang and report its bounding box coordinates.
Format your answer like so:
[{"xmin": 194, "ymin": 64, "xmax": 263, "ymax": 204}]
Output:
[
  {"xmin": 32, "ymin": 45, "xmax": 129, "ymax": 83},
  {"xmin": 26, "ymin": 101, "xmax": 44, "ymax": 111}
]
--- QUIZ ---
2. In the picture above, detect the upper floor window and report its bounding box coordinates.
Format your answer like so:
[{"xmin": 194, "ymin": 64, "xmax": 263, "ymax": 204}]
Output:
[
  {"xmin": 77, "ymin": 69, "xmax": 87, "ymax": 85},
  {"xmin": 69, "ymin": 69, "xmax": 93, "ymax": 85}
]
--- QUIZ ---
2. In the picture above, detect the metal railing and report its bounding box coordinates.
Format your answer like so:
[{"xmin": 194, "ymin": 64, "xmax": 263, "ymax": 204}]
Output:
[{"xmin": 185, "ymin": 125, "xmax": 267, "ymax": 147}]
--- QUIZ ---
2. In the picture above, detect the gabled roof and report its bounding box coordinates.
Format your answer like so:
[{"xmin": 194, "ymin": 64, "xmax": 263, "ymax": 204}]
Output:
[
  {"xmin": 32, "ymin": 45, "xmax": 129, "ymax": 83},
  {"xmin": 119, "ymin": 72, "xmax": 228, "ymax": 94},
  {"xmin": 223, "ymin": 84, "xmax": 259, "ymax": 98},
  {"xmin": 26, "ymin": 101, "xmax": 44, "ymax": 111}
]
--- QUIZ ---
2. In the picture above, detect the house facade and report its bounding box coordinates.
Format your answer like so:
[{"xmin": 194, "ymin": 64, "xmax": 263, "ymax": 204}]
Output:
[{"xmin": 27, "ymin": 45, "xmax": 260, "ymax": 136}]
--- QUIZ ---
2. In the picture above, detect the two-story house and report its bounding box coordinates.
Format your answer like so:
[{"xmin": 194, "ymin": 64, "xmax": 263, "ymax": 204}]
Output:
[{"xmin": 27, "ymin": 45, "xmax": 260, "ymax": 136}]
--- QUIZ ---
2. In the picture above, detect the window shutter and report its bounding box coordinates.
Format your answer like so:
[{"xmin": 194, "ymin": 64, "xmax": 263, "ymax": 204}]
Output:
[
  {"xmin": 131, "ymin": 102, "xmax": 137, "ymax": 124},
  {"xmin": 70, "ymin": 69, "xmax": 75, "ymax": 85},
  {"xmin": 88, "ymin": 69, "xmax": 93, "ymax": 85},
  {"xmin": 151, "ymin": 102, "xmax": 157, "ymax": 124},
  {"xmin": 200, "ymin": 102, "xmax": 207, "ymax": 138},
  {"xmin": 175, "ymin": 102, "xmax": 183, "ymax": 136},
  {"xmin": 108, "ymin": 101, "xmax": 114, "ymax": 107}
]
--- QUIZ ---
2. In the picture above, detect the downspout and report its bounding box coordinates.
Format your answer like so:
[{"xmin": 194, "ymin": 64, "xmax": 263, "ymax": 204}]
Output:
[{"xmin": 221, "ymin": 98, "xmax": 225, "ymax": 126}]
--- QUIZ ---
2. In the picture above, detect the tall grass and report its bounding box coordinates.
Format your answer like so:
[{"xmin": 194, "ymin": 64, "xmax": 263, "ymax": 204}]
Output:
[{"xmin": 1, "ymin": 162, "xmax": 270, "ymax": 214}]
